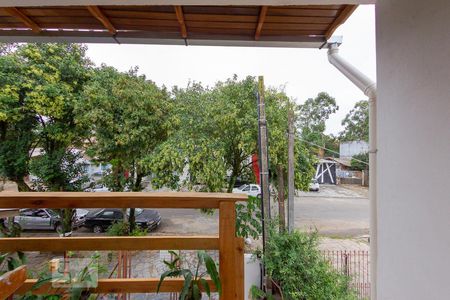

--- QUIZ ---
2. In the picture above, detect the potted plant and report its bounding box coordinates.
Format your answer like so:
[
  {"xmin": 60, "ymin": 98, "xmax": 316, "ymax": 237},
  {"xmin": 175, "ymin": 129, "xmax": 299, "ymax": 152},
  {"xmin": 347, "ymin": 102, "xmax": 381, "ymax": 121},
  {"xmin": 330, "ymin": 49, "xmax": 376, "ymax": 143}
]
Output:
[{"xmin": 157, "ymin": 250, "xmax": 221, "ymax": 300}]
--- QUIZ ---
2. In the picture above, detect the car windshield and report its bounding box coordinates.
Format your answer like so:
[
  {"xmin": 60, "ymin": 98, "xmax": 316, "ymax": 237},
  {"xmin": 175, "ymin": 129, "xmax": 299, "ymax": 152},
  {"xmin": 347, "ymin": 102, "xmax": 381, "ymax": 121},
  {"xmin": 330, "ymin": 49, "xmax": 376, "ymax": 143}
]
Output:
[
  {"xmin": 47, "ymin": 209, "xmax": 59, "ymax": 217},
  {"xmin": 126, "ymin": 208, "xmax": 143, "ymax": 216},
  {"xmin": 237, "ymin": 184, "xmax": 248, "ymax": 190}
]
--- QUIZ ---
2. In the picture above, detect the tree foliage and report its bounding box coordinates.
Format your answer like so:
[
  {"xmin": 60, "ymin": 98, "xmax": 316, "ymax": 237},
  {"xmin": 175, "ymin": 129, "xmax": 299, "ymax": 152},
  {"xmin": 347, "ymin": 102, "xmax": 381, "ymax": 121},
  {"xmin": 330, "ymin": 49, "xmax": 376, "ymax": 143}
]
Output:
[
  {"xmin": 340, "ymin": 100, "xmax": 369, "ymax": 142},
  {"xmin": 147, "ymin": 76, "xmax": 315, "ymax": 194},
  {"xmin": 297, "ymin": 92, "xmax": 339, "ymax": 149},
  {"xmin": 350, "ymin": 152, "xmax": 369, "ymax": 171},
  {"xmin": 76, "ymin": 65, "xmax": 171, "ymax": 231},
  {"xmin": 146, "ymin": 76, "xmax": 257, "ymax": 193},
  {"xmin": 0, "ymin": 43, "xmax": 92, "ymax": 232}
]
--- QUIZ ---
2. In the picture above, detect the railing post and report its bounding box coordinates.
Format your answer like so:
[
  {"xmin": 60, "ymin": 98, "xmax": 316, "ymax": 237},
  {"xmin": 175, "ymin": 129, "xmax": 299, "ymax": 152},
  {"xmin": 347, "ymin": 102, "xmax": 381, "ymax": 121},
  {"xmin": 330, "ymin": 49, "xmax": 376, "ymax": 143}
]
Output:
[
  {"xmin": 235, "ymin": 237, "xmax": 245, "ymax": 299},
  {"xmin": 219, "ymin": 201, "xmax": 237, "ymax": 299}
]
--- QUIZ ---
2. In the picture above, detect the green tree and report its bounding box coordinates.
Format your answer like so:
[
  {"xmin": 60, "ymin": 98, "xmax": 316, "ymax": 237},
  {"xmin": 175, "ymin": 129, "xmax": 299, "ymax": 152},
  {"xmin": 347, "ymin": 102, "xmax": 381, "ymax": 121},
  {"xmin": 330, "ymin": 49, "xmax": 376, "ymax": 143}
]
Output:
[
  {"xmin": 76, "ymin": 65, "xmax": 171, "ymax": 231},
  {"xmin": 0, "ymin": 48, "xmax": 36, "ymax": 191},
  {"xmin": 340, "ymin": 100, "xmax": 369, "ymax": 142},
  {"xmin": 0, "ymin": 43, "xmax": 92, "ymax": 233},
  {"xmin": 350, "ymin": 152, "xmax": 369, "ymax": 171},
  {"xmin": 148, "ymin": 76, "xmax": 258, "ymax": 193},
  {"xmin": 297, "ymin": 92, "xmax": 339, "ymax": 152},
  {"xmin": 29, "ymin": 43, "xmax": 91, "ymax": 234},
  {"xmin": 149, "ymin": 75, "xmax": 317, "ymax": 193}
]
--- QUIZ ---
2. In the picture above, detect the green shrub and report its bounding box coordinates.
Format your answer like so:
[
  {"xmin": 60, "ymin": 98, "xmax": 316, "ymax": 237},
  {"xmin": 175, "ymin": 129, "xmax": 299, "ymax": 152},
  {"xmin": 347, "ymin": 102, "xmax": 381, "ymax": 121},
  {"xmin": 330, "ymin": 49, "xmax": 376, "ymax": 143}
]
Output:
[
  {"xmin": 106, "ymin": 221, "xmax": 129, "ymax": 236},
  {"xmin": 106, "ymin": 221, "xmax": 148, "ymax": 236},
  {"xmin": 261, "ymin": 227, "xmax": 358, "ymax": 300}
]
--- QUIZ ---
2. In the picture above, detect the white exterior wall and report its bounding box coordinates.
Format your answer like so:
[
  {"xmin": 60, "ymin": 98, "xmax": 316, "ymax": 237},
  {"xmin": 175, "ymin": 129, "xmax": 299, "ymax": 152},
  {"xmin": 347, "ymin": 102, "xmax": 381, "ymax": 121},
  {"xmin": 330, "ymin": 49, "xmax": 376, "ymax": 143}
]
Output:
[
  {"xmin": 339, "ymin": 141, "xmax": 369, "ymax": 158},
  {"xmin": 376, "ymin": 0, "xmax": 450, "ymax": 299}
]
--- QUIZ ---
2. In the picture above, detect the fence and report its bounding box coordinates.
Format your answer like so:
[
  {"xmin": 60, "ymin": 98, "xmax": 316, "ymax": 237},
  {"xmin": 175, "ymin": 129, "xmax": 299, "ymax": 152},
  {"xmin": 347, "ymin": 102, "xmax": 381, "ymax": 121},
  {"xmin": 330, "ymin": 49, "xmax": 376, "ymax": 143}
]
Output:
[
  {"xmin": 321, "ymin": 250, "xmax": 370, "ymax": 300},
  {"xmin": 0, "ymin": 192, "xmax": 247, "ymax": 299}
]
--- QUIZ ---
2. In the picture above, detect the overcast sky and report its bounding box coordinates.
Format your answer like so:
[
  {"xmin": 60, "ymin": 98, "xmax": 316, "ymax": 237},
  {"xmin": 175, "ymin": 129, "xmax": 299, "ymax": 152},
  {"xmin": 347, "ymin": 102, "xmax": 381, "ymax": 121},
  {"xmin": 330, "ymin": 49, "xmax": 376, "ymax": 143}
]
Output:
[{"xmin": 86, "ymin": 5, "xmax": 375, "ymax": 135}]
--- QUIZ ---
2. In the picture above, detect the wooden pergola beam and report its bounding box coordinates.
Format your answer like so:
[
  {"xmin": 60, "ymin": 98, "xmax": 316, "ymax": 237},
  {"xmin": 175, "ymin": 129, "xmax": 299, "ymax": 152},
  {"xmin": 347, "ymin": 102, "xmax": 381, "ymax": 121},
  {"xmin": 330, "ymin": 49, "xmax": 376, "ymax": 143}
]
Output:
[
  {"xmin": 174, "ymin": 5, "xmax": 188, "ymax": 39},
  {"xmin": 3, "ymin": 7, "xmax": 41, "ymax": 33},
  {"xmin": 87, "ymin": 5, "xmax": 116, "ymax": 35},
  {"xmin": 325, "ymin": 5, "xmax": 358, "ymax": 39},
  {"xmin": 255, "ymin": 6, "xmax": 268, "ymax": 40}
]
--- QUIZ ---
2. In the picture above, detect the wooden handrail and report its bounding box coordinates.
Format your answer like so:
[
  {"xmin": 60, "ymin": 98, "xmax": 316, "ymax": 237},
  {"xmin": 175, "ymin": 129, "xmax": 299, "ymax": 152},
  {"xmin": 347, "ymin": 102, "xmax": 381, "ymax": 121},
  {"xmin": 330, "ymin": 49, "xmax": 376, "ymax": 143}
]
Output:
[
  {"xmin": 0, "ymin": 192, "xmax": 246, "ymax": 299},
  {"xmin": 18, "ymin": 277, "xmax": 217, "ymax": 294},
  {"xmin": 0, "ymin": 265, "xmax": 27, "ymax": 299},
  {"xmin": 0, "ymin": 236, "xmax": 219, "ymax": 252},
  {"xmin": 0, "ymin": 192, "xmax": 247, "ymax": 209}
]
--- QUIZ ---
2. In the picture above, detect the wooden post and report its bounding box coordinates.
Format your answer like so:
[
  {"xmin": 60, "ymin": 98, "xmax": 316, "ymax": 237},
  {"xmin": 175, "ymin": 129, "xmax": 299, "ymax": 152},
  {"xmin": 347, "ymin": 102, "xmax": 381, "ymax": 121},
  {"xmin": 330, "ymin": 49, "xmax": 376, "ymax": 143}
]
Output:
[
  {"xmin": 277, "ymin": 165, "xmax": 286, "ymax": 231},
  {"xmin": 257, "ymin": 76, "xmax": 271, "ymax": 248},
  {"xmin": 287, "ymin": 107, "xmax": 295, "ymax": 232},
  {"xmin": 0, "ymin": 265, "xmax": 27, "ymax": 299},
  {"xmin": 219, "ymin": 201, "xmax": 237, "ymax": 299},
  {"xmin": 235, "ymin": 237, "xmax": 245, "ymax": 299}
]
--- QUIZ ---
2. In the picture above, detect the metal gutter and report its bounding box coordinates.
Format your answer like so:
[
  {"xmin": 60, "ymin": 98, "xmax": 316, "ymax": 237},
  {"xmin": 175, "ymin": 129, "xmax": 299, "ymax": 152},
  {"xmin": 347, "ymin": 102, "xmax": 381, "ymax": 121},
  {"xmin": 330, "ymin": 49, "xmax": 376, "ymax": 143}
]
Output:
[{"xmin": 326, "ymin": 40, "xmax": 377, "ymax": 300}]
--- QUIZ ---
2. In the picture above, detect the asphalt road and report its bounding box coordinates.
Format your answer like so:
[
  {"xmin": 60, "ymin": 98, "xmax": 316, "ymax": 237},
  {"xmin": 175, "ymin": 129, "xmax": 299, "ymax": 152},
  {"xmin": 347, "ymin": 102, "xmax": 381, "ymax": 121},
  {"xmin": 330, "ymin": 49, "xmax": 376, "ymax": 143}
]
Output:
[{"xmin": 294, "ymin": 184, "xmax": 369, "ymax": 237}]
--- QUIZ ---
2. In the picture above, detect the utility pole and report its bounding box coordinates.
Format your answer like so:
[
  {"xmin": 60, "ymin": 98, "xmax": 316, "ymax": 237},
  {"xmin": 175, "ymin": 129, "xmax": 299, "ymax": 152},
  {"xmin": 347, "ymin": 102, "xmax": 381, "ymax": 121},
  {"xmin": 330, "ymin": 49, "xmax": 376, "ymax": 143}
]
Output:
[
  {"xmin": 257, "ymin": 75, "xmax": 271, "ymax": 293},
  {"xmin": 257, "ymin": 76, "xmax": 270, "ymax": 248},
  {"xmin": 287, "ymin": 107, "xmax": 295, "ymax": 232},
  {"xmin": 277, "ymin": 165, "xmax": 286, "ymax": 231}
]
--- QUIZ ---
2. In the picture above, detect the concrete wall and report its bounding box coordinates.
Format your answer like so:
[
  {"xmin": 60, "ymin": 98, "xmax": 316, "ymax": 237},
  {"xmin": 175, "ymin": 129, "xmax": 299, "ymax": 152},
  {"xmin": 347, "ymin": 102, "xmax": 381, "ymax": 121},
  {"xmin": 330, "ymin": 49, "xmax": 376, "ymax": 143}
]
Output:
[{"xmin": 376, "ymin": 0, "xmax": 450, "ymax": 299}]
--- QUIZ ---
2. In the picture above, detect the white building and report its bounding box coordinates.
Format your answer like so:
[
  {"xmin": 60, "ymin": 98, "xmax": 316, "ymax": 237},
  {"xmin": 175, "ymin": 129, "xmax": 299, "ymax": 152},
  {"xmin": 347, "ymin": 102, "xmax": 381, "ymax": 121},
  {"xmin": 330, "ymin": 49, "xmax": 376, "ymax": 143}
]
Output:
[{"xmin": 340, "ymin": 141, "xmax": 369, "ymax": 159}]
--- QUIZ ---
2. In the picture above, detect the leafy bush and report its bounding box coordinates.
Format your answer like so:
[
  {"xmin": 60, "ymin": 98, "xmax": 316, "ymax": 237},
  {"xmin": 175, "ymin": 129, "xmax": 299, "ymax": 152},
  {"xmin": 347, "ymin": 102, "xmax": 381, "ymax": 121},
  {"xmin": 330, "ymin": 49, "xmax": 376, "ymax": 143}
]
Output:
[
  {"xmin": 260, "ymin": 227, "xmax": 357, "ymax": 300},
  {"xmin": 106, "ymin": 221, "xmax": 129, "ymax": 236},
  {"xmin": 236, "ymin": 196, "xmax": 262, "ymax": 240},
  {"xmin": 106, "ymin": 220, "xmax": 148, "ymax": 236}
]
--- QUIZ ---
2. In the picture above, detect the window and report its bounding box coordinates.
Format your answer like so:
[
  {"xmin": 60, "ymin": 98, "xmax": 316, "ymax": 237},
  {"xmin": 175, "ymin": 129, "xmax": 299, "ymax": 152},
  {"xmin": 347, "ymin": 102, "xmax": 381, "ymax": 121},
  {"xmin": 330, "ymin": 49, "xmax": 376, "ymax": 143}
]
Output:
[
  {"xmin": 34, "ymin": 210, "xmax": 48, "ymax": 218},
  {"xmin": 113, "ymin": 211, "xmax": 123, "ymax": 219},
  {"xmin": 99, "ymin": 211, "xmax": 115, "ymax": 218},
  {"xmin": 242, "ymin": 186, "xmax": 250, "ymax": 191},
  {"xmin": 251, "ymin": 186, "xmax": 259, "ymax": 191},
  {"xmin": 20, "ymin": 209, "xmax": 34, "ymax": 217}
]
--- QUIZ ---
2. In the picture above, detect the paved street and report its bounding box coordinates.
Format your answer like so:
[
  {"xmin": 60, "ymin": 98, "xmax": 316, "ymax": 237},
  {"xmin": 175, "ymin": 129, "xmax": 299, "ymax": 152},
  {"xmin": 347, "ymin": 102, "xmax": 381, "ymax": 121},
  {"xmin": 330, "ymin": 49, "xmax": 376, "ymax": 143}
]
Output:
[{"xmin": 295, "ymin": 184, "xmax": 369, "ymax": 237}]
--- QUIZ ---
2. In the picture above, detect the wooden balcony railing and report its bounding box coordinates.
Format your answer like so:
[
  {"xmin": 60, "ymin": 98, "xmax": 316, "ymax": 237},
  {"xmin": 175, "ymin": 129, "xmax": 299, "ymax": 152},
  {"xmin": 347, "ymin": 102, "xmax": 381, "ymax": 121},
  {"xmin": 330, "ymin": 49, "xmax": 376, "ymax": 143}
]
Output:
[{"xmin": 0, "ymin": 192, "xmax": 247, "ymax": 299}]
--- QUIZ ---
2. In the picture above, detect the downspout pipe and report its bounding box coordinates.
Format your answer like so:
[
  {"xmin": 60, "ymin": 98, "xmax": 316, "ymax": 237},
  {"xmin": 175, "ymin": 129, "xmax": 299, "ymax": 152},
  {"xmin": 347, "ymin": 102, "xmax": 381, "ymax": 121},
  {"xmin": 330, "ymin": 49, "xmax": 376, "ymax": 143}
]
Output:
[{"xmin": 327, "ymin": 42, "xmax": 377, "ymax": 300}]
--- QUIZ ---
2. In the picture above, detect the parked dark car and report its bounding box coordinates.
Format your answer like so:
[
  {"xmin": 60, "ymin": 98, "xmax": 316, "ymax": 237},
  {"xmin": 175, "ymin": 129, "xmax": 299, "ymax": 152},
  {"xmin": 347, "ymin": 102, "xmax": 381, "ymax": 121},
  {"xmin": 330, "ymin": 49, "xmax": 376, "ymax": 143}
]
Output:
[
  {"xmin": 83, "ymin": 208, "xmax": 161, "ymax": 233},
  {"xmin": 13, "ymin": 209, "xmax": 87, "ymax": 232}
]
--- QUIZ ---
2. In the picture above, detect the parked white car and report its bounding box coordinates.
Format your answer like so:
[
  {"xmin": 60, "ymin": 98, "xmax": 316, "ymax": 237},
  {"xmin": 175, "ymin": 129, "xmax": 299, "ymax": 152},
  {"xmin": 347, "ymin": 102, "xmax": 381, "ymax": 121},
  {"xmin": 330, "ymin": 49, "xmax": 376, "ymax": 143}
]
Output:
[
  {"xmin": 309, "ymin": 179, "xmax": 320, "ymax": 192},
  {"xmin": 232, "ymin": 184, "xmax": 261, "ymax": 198}
]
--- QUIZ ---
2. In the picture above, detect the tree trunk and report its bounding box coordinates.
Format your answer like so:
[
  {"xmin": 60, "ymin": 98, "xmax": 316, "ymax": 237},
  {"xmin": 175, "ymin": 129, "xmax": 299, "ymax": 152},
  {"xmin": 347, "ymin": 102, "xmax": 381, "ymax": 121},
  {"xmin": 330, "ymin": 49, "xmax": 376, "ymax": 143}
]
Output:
[
  {"xmin": 277, "ymin": 165, "xmax": 286, "ymax": 232},
  {"xmin": 15, "ymin": 177, "xmax": 31, "ymax": 192}
]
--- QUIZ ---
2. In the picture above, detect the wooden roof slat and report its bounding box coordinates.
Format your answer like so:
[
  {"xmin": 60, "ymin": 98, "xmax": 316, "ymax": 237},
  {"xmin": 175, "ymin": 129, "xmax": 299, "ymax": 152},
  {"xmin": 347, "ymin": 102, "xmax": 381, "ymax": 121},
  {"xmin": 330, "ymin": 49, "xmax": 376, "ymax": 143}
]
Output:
[
  {"xmin": 87, "ymin": 5, "xmax": 116, "ymax": 34},
  {"xmin": 267, "ymin": 8, "xmax": 340, "ymax": 17},
  {"xmin": 101, "ymin": 5, "xmax": 174, "ymax": 13},
  {"xmin": 255, "ymin": 6, "xmax": 268, "ymax": 40},
  {"xmin": 265, "ymin": 15, "xmax": 334, "ymax": 24},
  {"xmin": 184, "ymin": 13, "xmax": 257, "ymax": 23},
  {"xmin": 182, "ymin": 6, "xmax": 259, "ymax": 16},
  {"xmin": 20, "ymin": 8, "xmax": 91, "ymax": 17},
  {"xmin": 3, "ymin": 7, "xmax": 41, "ymax": 32},
  {"xmin": 103, "ymin": 10, "xmax": 177, "ymax": 20},
  {"xmin": 111, "ymin": 18, "xmax": 179, "ymax": 27},
  {"xmin": 325, "ymin": 5, "xmax": 357, "ymax": 39},
  {"xmin": 174, "ymin": 6, "xmax": 187, "ymax": 39}
]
